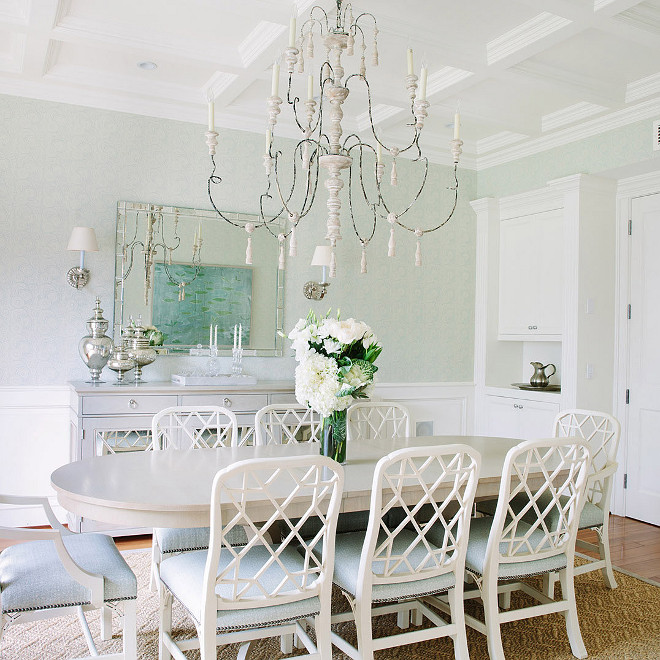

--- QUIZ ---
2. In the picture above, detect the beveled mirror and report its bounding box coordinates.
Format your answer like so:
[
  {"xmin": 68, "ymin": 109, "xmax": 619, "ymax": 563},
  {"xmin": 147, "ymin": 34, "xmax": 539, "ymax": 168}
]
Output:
[{"xmin": 114, "ymin": 201, "xmax": 284, "ymax": 356}]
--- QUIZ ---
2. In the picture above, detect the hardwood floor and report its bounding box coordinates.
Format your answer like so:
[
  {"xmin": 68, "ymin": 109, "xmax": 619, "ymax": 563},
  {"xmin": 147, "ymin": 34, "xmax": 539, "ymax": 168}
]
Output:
[{"xmin": 2, "ymin": 515, "xmax": 658, "ymax": 583}]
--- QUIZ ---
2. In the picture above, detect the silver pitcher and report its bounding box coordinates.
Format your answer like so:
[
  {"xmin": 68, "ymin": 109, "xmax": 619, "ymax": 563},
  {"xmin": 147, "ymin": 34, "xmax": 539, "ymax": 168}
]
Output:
[
  {"xmin": 79, "ymin": 298, "xmax": 113, "ymax": 382},
  {"xmin": 529, "ymin": 361, "xmax": 556, "ymax": 387}
]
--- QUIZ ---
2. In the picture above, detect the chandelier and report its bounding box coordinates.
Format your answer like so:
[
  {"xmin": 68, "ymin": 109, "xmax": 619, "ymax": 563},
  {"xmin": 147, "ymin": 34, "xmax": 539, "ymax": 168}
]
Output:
[
  {"xmin": 119, "ymin": 205, "xmax": 203, "ymax": 304},
  {"xmin": 204, "ymin": 0, "xmax": 462, "ymax": 277}
]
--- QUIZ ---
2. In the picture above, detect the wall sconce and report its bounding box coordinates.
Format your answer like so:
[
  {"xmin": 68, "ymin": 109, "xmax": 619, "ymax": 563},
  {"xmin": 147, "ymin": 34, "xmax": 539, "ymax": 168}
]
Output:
[
  {"xmin": 67, "ymin": 227, "xmax": 99, "ymax": 289},
  {"xmin": 303, "ymin": 246, "xmax": 332, "ymax": 300}
]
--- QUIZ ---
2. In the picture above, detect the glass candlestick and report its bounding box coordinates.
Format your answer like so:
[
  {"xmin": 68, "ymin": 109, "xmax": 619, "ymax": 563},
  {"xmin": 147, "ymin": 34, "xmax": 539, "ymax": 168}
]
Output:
[{"xmin": 232, "ymin": 347, "xmax": 243, "ymax": 375}]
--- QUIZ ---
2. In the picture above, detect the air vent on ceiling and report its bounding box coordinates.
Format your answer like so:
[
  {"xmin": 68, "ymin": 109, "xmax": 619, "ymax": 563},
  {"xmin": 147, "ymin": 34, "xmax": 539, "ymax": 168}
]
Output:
[{"xmin": 654, "ymin": 120, "xmax": 660, "ymax": 152}]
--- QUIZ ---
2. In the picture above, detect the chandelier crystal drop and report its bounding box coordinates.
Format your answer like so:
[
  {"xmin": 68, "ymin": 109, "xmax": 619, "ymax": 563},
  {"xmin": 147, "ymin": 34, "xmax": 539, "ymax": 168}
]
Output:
[{"xmin": 205, "ymin": 0, "xmax": 463, "ymax": 276}]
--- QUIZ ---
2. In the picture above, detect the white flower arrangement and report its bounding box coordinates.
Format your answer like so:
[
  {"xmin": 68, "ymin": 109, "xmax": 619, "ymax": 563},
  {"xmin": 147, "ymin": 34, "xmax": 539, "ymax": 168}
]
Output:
[{"xmin": 287, "ymin": 310, "xmax": 382, "ymax": 417}]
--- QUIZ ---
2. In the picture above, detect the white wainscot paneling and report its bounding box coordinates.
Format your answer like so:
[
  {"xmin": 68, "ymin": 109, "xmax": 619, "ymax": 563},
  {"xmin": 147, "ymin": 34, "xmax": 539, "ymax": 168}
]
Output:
[
  {"xmin": 373, "ymin": 383, "xmax": 474, "ymax": 437},
  {"xmin": 0, "ymin": 387, "xmax": 70, "ymax": 527}
]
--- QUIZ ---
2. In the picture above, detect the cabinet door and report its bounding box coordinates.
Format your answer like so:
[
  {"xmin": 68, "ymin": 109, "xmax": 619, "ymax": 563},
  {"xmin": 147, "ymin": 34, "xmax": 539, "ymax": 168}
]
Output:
[
  {"xmin": 484, "ymin": 396, "xmax": 523, "ymax": 439},
  {"xmin": 499, "ymin": 209, "xmax": 563, "ymax": 339},
  {"xmin": 484, "ymin": 395, "xmax": 559, "ymax": 440},
  {"xmin": 516, "ymin": 399, "xmax": 559, "ymax": 440}
]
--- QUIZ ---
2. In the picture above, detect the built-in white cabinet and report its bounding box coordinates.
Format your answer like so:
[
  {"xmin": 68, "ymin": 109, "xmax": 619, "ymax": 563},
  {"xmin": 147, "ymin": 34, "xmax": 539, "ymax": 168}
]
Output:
[
  {"xmin": 472, "ymin": 174, "xmax": 617, "ymax": 435},
  {"xmin": 498, "ymin": 209, "xmax": 563, "ymax": 340},
  {"xmin": 484, "ymin": 393, "xmax": 559, "ymax": 440}
]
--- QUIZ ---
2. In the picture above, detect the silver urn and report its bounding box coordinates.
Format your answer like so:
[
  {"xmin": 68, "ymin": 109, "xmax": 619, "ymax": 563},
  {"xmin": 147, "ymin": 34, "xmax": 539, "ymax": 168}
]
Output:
[
  {"xmin": 125, "ymin": 318, "xmax": 156, "ymax": 382},
  {"xmin": 106, "ymin": 347, "xmax": 136, "ymax": 384},
  {"xmin": 78, "ymin": 297, "xmax": 113, "ymax": 382}
]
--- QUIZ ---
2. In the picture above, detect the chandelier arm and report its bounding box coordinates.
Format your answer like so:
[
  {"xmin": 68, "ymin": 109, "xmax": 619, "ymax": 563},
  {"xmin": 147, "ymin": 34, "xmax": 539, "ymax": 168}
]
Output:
[
  {"xmin": 346, "ymin": 141, "xmax": 381, "ymax": 209},
  {"xmin": 207, "ymin": 155, "xmax": 247, "ymax": 228},
  {"xmin": 379, "ymin": 155, "xmax": 430, "ymax": 224},
  {"xmin": 304, "ymin": 8, "xmax": 330, "ymax": 33},
  {"xmin": 286, "ymin": 74, "xmax": 306, "ymax": 133},
  {"xmin": 119, "ymin": 240, "xmax": 143, "ymax": 282},
  {"xmin": 343, "ymin": 73, "xmax": 419, "ymax": 156},
  {"xmin": 352, "ymin": 11, "xmax": 377, "ymax": 28},
  {"xmin": 347, "ymin": 157, "xmax": 377, "ymax": 245}
]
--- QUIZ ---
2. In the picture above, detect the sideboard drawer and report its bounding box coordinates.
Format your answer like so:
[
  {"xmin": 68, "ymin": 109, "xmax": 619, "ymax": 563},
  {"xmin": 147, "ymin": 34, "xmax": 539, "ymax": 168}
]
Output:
[
  {"xmin": 81, "ymin": 394, "xmax": 178, "ymax": 416},
  {"xmin": 180, "ymin": 394, "xmax": 268, "ymax": 412}
]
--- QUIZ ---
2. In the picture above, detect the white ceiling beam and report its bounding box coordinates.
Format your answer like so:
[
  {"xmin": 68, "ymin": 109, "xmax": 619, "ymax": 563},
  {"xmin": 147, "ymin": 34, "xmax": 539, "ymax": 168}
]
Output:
[{"xmin": 21, "ymin": 0, "xmax": 59, "ymax": 79}]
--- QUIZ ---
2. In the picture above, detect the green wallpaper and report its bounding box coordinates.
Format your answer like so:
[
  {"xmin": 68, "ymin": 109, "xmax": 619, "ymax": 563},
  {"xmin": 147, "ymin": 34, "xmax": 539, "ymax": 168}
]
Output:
[
  {"xmin": 477, "ymin": 120, "xmax": 658, "ymax": 198},
  {"xmin": 0, "ymin": 93, "xmax": 476, "ymax": 385}
]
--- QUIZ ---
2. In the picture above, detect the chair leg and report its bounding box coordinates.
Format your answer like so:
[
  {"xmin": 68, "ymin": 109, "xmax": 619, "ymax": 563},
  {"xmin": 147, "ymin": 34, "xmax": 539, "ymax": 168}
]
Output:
[
  {"xmin": 101, "ymin": 603, "xmax": 113, "ymax": 640},
  {"xmin": 498, "ymin": 590, "xmax": 511, "ymax": 610},
  {"xmin": 482, "ymin": 578, "xmax": 506, "ymax": 660},
  {"xmin": 354, "ymin": 601, "xmax": 375, "ymax": 660},
  {"xmin": 397, "ymin": 606, "xmax": 411, "ymax": 629},
  {"xmin": 542, "ymin": 572, "xmax": 556, "ymax": 599},
  {"xmin": 315, "ymin": 611, "xmax": 333, "ymax": 660},
  {"xmin": 280, "ymin": 633, "xmax": 294, "ymax": 654},
  {"xmin": 558, "ymin": 567, "xmax": 587, "ymax": 659},
  {"xmin": 159, "ymin": 589, "xmax": 173, "ymax": 660},
  {"xmin": 597, "ymin": 522, "xmax": 618, "ymax": 589},
  {"xmin": 122, "ymin": 600, "xmax": 137, "ymax": 660},
  {"xmin": 448, "ymin": 586, "xmax": 469, "ymax": 660},
  {"xmin": 150, "ymin": 537, "xmax": 160, "ymax": 593}
]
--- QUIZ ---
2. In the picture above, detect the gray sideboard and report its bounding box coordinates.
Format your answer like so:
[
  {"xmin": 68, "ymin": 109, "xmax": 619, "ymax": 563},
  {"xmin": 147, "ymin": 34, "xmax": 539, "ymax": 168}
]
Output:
[{"xmin": 68, "ymin": 380, "xmax": 296, "ymax": 534}]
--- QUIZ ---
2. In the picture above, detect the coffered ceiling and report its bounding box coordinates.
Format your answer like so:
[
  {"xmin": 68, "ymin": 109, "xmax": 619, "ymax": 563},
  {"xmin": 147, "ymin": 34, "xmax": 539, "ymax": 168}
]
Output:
[{"xmin": 1, "ymin": 0, "xmax": 659, "ymax": 169}]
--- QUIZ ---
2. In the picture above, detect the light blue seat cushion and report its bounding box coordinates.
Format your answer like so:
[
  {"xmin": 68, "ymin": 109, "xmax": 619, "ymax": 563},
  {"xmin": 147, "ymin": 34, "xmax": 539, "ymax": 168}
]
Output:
[
  {"xmin": 476, "ymin": 495, "xmax": 604, "ymax": 530},
  {"xmin": 0, "ymin": 533, "xmax": 137, "ymax": 614},
  {"xmin": 442, "ymin": 517, "xmax": 567, "ymax": 580},
  {"xmin": 324, "ymin": 529, "xmax": 456, "ymax": 604},
  {"xmin": 160, "ymin": 546, "xmax": 320, "ymax": 630},
  {"xmin": 155, "ymin": 525, "xmax": 247, "ymax": 555}
]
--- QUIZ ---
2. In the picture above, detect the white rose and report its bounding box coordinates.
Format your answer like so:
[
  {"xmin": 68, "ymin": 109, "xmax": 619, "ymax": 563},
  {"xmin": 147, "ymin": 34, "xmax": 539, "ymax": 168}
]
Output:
[{"xmin": 323, "ymin": 338, "xmax": 341, "ymax": 354}]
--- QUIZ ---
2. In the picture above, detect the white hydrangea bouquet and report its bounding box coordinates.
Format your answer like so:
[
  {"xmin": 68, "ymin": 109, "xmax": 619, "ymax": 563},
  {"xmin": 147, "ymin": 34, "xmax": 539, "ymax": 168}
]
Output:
[{"xmin": 287, "ymin": 309, "xmax": 382, "ymax": 462}]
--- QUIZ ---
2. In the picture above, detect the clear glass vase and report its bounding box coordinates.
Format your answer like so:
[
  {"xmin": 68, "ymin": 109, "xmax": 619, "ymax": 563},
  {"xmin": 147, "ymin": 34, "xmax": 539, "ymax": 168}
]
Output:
[{"xmin": 321, "ymin": 410, "xmax": 347, "ymax": 464}]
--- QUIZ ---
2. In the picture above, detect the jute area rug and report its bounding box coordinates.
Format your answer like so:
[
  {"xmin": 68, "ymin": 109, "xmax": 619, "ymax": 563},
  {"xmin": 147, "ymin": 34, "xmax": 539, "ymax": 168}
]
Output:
[{"xmin": 2, "ymin": 551, "xmax": 659, "ymax": 659}]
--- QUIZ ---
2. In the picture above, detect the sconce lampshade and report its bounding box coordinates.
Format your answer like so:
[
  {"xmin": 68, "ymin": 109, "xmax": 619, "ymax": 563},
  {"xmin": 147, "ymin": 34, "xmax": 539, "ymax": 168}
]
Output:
[
  {"xmin": 67, "ymin": 227, "xmax": 99, "ymax": 252},
  {"xmin": 311, "ymin": 245, "xmax": 332, "ymax": 267}
]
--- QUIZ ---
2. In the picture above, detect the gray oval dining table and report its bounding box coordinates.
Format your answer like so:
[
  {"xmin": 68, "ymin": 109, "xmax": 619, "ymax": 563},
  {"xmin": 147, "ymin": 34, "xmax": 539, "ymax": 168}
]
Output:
[{"xmin": 51, "ymin": 435, "xmax": 526, "ymax": 529}]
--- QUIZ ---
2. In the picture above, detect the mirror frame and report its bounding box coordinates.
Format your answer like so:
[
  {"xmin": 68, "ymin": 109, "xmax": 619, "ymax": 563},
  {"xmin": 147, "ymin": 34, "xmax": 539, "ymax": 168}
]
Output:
[{"xmin": 114, "ymin": 201, "xmax": 285, "ymax": 357}]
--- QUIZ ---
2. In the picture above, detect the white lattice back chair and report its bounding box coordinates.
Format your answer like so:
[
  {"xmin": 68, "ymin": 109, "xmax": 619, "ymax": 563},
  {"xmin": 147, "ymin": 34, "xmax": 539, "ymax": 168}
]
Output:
[
  {"xmin": 453, "ymin": 439, "xmax": 591, "ymax": 660},
  {"xmin": 151, "ymin": 405, "xmax": 239, "ymax": 450},
  {"xmin": 0, "ymin": 495, "xmax": 137, "ymax": 659},
  {"xmin": 158, "ymin": 455, "xmax": 344, "ymax": 660},
  {"xmin": 254, "ymin": 404, "xmax": 321, "ymax": 446},
  {"xmin": 554, "ymin": 409, "xmax": 621, "ymax": 589},
  {"xmin": 346, "ymin": 401, "xmax": 411, "ymax": 443},
  {"xmin": 149, "ymin": 406, "xmax": 240, "ymax": 592},
  {"xmin": 328, "ymin": 445, "xmax": 480, "ymax": 660}
]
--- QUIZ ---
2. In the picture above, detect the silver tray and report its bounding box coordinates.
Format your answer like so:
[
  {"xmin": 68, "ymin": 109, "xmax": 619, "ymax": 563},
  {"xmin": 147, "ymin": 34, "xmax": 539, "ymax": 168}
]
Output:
[{"xmin": 512, "ymin": 383, "xmax": 561, "ymax": 392}]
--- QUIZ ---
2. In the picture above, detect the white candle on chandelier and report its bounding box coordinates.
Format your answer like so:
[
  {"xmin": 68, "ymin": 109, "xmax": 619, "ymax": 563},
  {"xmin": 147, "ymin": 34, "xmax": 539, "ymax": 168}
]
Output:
[
  {"xmin": 214, "ymin": 324, "xmax": 218, "ymax": 348},
  {"xmin": 307, "ymin": 74, "xmax": 314, "ymax": 101},
  {"xmin": 454, "ymin": 102, "xmax": 461, "ymax": 140},
  {"xmin": 419, "ymin": 64, "xmax": 428, "ymax": 101},
  {"xmin": 233, "ymin": 324, "xmax": 237, "ymax": 350},
  {"xmin": 207, "ymin": 99, "xmax": 214, "ymax": 131},
  {"xmin": 238, "ymin": 324, "xmax": 242, "ymax": 350},
  {"xmin": 209, "ymin": 325, "xmax": 213, "ymax": 348},
  {"xmin": 406, "ymin": 48, "xmax": 413, "ymax": 76},
  {"xmin": 376, "ymin": 140, "xmax": 382, "ymax": 164},
  {"xmin": 271, "ymin": 61, "xmax": 280, "ymax": 97},
  {"xmin": 289, "ymin": 13, "xmax": 297, "ymax": 48}
]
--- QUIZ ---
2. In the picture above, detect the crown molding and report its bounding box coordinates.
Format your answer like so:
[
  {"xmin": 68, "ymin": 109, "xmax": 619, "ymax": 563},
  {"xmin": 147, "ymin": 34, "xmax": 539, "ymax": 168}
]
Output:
[
  {"xmin": 239, "ymin": 21, "xmax": 286, "ymax": 66},
  {"xmin": 626, "ymin": 71, "xmax": 660, "ymax": 104},
  {"xmin": 487, "ymin": 12, "xmax": 572, "ymax": 65},
  {"xmin": 476, "ymin": 131, "xmax": 527, "ymax": 154},
  {"xmin": 425, "ymin": 67, "xmax": 474, "ymax": 96},
  {"xmin": 616, "ymin": 169, "xmax": 660, "ymax": 197},
  {"xmin": 478, "ymin": 97, "xmax": 660, "ymax": 170},
  {"xmin": 541, "ymin": 101, "xmax": 608, "ymax": 132}
]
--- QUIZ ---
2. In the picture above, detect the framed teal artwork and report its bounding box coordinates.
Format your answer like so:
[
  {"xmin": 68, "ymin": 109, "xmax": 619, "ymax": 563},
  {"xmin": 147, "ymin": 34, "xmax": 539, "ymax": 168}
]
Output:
[{"xmin": 152, "ymin": 263, "xmax": 253, "ymax": 347}]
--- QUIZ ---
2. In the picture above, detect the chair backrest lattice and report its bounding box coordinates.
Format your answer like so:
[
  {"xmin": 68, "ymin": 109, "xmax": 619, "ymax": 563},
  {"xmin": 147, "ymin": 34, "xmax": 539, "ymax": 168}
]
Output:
[
  {"xmin": 487, "ymin": 439, "xmax": 590, "ymax": 569},
  {"xmin": 151, "ymin": 406, "xmax": 239, "ymax": 450},
  {"xmin": 360, "ymin": 445, "xmax": 480, "ymax": 592},
  {"xmin": 203, "ymin": 455, "xmax": 343, "ymax": 610},
  {"xmin": 254, "ymin": 405, "xmax": 321, "ymax": 446},
  {"xmin": 553, "ymin": 409, "xmax": 620, "ymax": 506},
  {"xmin": 347, "ymin": 402, "xmax": 411, "ymax": 443}
]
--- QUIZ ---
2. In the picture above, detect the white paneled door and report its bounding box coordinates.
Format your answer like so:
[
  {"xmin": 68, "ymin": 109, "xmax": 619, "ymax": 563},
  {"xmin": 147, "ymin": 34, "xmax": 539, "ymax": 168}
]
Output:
[{"xmin": 626, "ymin": 192, "xmax": 660, "ymax": 525}]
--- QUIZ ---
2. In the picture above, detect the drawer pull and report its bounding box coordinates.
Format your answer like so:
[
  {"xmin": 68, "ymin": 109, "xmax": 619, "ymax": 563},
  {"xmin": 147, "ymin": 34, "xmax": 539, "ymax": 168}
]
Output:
[
  {"xmin": 223, "ymin": 398, "xmax": 232, "ymax": 408},
  {"xmin": 128, "ymin": 399, "xmax": 138, "ymax": 409},
  {"xmin": 528, "ymin": 325, "xmax": 538, "ymax": 330},
  {"xmin": 513, "ymin": 403, "xmax": 524, "ymax": 410}
]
